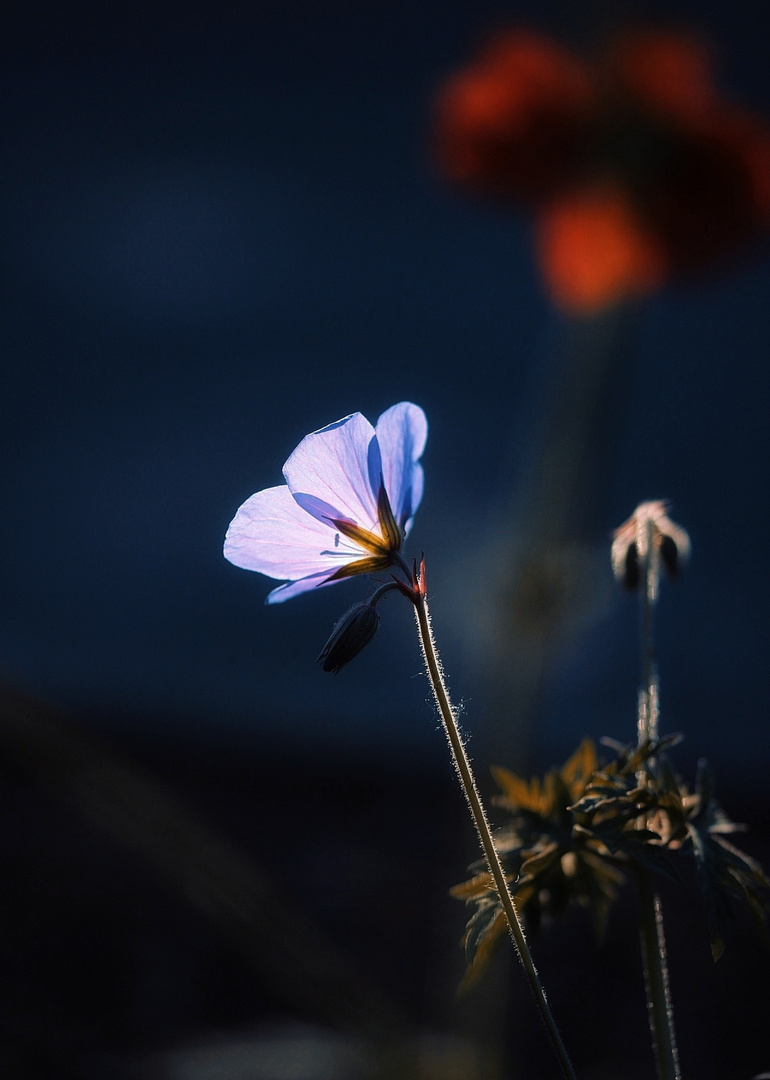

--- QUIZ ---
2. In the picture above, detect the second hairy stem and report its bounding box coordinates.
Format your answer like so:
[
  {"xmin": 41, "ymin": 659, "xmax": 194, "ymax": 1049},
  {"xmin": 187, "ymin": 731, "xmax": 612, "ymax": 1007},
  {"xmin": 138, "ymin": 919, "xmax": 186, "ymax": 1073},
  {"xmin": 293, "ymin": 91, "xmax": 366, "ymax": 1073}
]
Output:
[
  {"xmin": 637, "ymin": 871, "xmax": 680, "ymax": 1080},
  {"xmin": 635, "ymin": 518, "xmax": 680, "ymax": 1080},
  {"xmin": 412, "ymin": 587, "xmax": 577, "ymax": 1080}
]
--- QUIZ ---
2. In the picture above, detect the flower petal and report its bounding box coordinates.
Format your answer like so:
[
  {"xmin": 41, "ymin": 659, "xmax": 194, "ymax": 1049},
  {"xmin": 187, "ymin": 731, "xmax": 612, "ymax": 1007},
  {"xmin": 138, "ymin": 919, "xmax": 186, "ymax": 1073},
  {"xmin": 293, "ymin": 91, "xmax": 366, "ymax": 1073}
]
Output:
[
  {"xmin": 375, "ymin": 402, "xmax": 428, "ymax": 531},
  {"xmin": 283, "ymin": 412, "xmax": 380, "ymax": 530},
  {"xmin": 224, "ymin": 484, "xmax": 350, "ymax": 580},
  {"xmin": 265, "ymin": 571, "xmax": 341, "ymax": 605},
  {"xmin": 536, "ymin": 186, "xmax": 668, "ymax": 312}
]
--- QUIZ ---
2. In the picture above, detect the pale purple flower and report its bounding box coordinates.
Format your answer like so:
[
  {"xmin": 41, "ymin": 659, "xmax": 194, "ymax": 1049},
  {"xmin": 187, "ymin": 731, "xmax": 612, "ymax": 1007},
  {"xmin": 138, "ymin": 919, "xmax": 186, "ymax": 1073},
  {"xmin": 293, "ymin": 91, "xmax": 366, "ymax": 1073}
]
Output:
[{"xmin": 224, "ymin": 402, "xmax": 428, "ymax": 603}]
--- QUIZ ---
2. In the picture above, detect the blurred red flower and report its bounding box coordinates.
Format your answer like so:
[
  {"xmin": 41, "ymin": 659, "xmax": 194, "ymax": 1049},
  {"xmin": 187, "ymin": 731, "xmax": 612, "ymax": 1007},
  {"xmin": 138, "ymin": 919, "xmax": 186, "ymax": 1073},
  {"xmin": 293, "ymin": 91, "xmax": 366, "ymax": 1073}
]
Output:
[{"xmin": 434, "ymin": 28, "xmax": 770, "ymax": 312}]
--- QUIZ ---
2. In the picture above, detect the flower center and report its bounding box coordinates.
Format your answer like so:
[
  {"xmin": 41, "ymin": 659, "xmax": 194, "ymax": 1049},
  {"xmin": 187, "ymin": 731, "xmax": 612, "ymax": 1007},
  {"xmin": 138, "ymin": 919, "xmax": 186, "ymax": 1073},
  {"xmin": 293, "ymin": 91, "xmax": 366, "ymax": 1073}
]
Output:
[{"xmin": 322, "ymin": 483, "xmax": 404, "ymax": 582}]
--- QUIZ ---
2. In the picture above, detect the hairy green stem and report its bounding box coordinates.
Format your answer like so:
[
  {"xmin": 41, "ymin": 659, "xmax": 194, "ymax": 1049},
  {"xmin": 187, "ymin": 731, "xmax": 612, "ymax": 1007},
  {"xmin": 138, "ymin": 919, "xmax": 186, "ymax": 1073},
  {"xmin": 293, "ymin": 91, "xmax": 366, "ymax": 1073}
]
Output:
[
  {"xmin": 637, "ymin": 872, "xmax": 680, "ymax": 1080},
  {"xmin": 638, "ymin": 513, "xmax": 658, "ymax": 744},
  {"xmin": 636, "ymin": 516, "xmax": 680, "ymax": 1080},
  {"xmin": 412, "ymin": 589, "xmax": 577, "ymax": 1080}
]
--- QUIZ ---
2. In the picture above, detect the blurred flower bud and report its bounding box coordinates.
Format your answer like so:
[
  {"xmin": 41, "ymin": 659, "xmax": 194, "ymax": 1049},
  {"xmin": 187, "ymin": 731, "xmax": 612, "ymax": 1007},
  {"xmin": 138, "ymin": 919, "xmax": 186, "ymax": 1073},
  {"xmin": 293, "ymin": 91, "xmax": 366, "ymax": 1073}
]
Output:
[
  {"xmin": 317, "ymin": 601, "xmax": 381, "ymax": 674},
  {"xmin": 611, "ymin": 501, "xmax": 690, "ymax": 591}
]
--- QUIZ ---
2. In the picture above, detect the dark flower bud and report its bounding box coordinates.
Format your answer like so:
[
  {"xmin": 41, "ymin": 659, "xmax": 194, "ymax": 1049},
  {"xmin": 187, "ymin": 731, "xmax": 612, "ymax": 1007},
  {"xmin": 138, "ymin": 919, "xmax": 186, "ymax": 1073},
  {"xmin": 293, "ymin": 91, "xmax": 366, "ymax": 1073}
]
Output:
[
  {"xmin": 658, "ymin": 533, "xmax": 681, "ymax": 579},
  {"xmin": 611, "ymin": 501, "xmax": 690, "ymax": 593},
  {"xmin": 620, "ymin": 539, "xmax": 641, "ymax": 590},
  {"xmin": 317, "ymin": 601, "xmax": 380, "ymax": 674}
]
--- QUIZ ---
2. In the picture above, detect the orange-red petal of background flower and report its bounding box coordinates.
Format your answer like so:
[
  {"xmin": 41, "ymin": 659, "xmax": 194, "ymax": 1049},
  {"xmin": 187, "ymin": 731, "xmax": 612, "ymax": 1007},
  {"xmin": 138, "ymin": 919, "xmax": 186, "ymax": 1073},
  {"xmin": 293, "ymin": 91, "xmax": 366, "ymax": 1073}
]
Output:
[
  {"xmin": 609, "ymin": 30, "xmax": 717, "ymax": 123},
  {"xmin": 609, "ymin": 30, "xmax": 770, "ymax": 274},
  {"xmin": 536, "ymin": 187, "xmax": 668, "ymax": 313},
  {"xmin": 434, "ymin": 31, "xmax": 594, "ymax": 203}
]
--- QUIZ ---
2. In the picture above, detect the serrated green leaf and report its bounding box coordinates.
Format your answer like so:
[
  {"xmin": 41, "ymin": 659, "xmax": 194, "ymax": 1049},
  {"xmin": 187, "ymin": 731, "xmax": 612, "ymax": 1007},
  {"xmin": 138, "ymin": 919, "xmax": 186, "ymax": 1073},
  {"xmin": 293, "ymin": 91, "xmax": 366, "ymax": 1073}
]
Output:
[
  {"xmin": 457, "ymin": 907, "xmax": 508, "ymax": 992},
  {"xmin": 449, "ymin": 871, "xmax": 495, "ymax": 902},
  {"xmin": 491, "ymin": 766, "xmax": 543, "ymax": 812},
  {"xmin": 463, "ymin": 895, "xmax": 503, "ymax": 964},
  {"xmin": 624, "ymin": 843, "xmax": 684, "ymax": 884},
  {"xmin": 688, "ymin": 821, "xmax": 736, "ymax": 959},
  {"xmin": 519, "ymin": 841, "xmax": 562, "ymax": 880}
]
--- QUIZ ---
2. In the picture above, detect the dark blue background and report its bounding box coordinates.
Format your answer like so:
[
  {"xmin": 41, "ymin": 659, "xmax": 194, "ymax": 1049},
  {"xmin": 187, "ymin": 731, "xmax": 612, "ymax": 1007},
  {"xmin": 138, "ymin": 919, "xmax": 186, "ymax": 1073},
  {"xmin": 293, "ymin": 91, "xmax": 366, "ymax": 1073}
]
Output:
[
  {"xmin": 2, "ymin": 2, "xmax": 769, "ymax": 1076},
  {"xmin": 3, "ymin": 0, "xmax": 769, "ymax": 773}
]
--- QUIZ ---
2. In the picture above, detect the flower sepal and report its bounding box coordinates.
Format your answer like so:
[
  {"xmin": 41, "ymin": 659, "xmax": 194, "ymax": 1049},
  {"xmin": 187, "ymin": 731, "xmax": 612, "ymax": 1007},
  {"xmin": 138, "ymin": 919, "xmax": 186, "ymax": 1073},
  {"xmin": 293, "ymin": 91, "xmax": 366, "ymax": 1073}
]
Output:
[{"xmin": 392, "ymin": 554, "xmax": 427, "ymax": 604}]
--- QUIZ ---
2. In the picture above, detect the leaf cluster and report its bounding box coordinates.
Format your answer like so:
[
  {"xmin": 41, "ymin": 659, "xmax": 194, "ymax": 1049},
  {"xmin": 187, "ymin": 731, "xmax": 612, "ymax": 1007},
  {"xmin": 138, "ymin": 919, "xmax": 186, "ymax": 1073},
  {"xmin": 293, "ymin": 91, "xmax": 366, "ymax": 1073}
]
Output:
[{"xmin": 452, "ymin": 737, "xmax": 770, "ymax": 987}]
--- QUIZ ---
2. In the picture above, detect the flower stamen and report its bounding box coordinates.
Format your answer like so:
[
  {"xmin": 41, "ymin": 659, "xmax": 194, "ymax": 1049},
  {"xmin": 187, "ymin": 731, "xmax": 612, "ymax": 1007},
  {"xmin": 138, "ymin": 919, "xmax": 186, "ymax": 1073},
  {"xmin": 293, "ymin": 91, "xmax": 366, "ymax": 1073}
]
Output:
[{"xmin": 377, "ymin": 482, "xmax": 403, "ymax": 551}]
